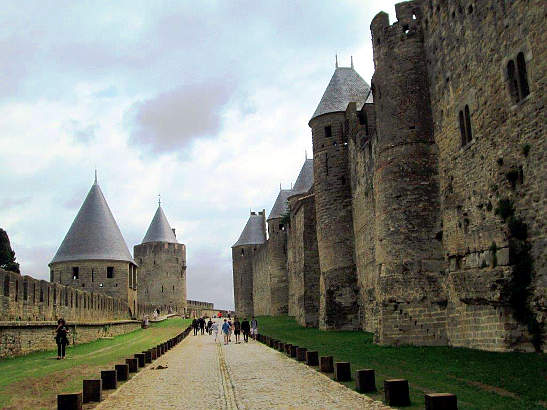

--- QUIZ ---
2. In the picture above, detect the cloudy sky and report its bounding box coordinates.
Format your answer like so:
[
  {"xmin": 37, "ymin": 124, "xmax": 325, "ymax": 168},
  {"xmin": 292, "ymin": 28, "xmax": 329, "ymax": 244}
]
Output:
[{"xmin": 0, "ymin": 0, "xmax": 398, "ymax": 310}]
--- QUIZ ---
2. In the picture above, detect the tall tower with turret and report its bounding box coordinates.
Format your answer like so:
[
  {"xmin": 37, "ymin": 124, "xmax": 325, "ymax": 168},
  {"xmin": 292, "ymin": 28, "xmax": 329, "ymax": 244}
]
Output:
[
  {"xmin": 134, "ymin": 203, "xmax": 186, "ymax": 315},
  {"xmin": 309, "ymin": 61, "xmax": 369, "ymax": 330},
  {"xmin": 370, "ymin": 3, "xmax": 445, "ymax": 345},
  {"xmin": 49, "ymin": 175, "xmax": 138, "ymax": 317},
  {"xmin": 232, "ymin": 210, "xmax": 266, "ymax": 318}
]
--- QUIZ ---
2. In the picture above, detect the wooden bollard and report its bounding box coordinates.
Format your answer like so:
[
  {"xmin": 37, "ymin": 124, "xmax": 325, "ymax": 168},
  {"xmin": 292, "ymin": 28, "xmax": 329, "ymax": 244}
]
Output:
[
  {"xmin": 356, "ymin": 369, "xmax": 376, "ymax": 393},
  {"xmin": 334, "ymin": 362, "xmax": 351, "ymax": 381},
  {"xmin": 83, "ymin": 379, "xmax": 102, "ymax": 403},
  {"xmin": 126, "ymin": 358, "xmax": 138, "ymax": 373},
  {"xmin": 143, "ymin": 351, "xmax": 152, "ymax": 363},
  {"xmin": 278, "ymin": 342, "xmax": 285, "ymax": 352},
  {"xmin": 150, "ymin": 348, "xmax": 157, "ymax": 360},
  {"xmin": 57, "ymin": 392, "xmax": 82, "ymax": 410},
  {"xmin": 306, "ymin": 351, "xmax": 319, "ymax": 366},
  {"xmin": 290, "ymin": 345, "xmax": 298, "ymax": 358},
  {"xmin": 135, "ymin": 353, "xmax": 145, "ymax": 367},
  {"xmin": 285, "ymin": 343, "xmax": 292, "ymax": 354},
  {"xmin": 425, "ymin": 393, "xmax": 457, "ymax": 410},
  {"xmin": 320, "ymin": 356, "xmax": 334, "ymax": 372},
  {"xmin": 296, "ymin": 347, "xmax": 307, "ymax": 361},
  {"xmin": 115, "ymin": 364, "xmax": 129, "ymax": 381},
  {"xmin": 100, "ymin": 370, "xmax": 117, "ymax": 390},
  {"xmin": 384, "ymin": 379, "xmax": 410, "ymax": 407}
]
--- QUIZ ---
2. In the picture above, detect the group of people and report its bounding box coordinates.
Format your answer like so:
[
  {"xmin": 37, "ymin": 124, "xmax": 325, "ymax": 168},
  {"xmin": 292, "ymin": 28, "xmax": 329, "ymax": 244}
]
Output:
[{"xmin": 191, "ymin": 315, "xmax": 259, "ymax": 345}]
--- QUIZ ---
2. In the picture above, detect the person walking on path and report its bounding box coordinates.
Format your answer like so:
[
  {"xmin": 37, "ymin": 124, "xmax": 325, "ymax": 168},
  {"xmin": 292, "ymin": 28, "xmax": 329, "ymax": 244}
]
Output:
[
  {"xmin": 233, "ymin": 317, "xmax": 241, "ymax": 344},
  {"xmin": 207, "ymin": 318, "xmax": 213, "ymax": 335},
  {"xmin": 211, "ymin": 320, "xmax": 219, "ymax": 342},
  {"xmin": 199, "ymin": 317, "xmax": 205, "ymax": 335},
  {"xmin": 227, "ymin": 319, "xmax": 233, "ymax": 343},
  {"xmin": 250, "ymin": 317, "xmax": 258, "ymax": 340},
  {"xmin": 55, "ymin": 318, "xmax": 70, "ymax": 359},
  {"xmin": 192, "ymin": 318, "xmax": 198, "ymax": 336},
  {"xmin": 241, "ymin": 318, "xmax": 250, "ymax": 343},
  {"xmin": 222, "ymin": 319, "xmax": 231, "ymax": 345}
]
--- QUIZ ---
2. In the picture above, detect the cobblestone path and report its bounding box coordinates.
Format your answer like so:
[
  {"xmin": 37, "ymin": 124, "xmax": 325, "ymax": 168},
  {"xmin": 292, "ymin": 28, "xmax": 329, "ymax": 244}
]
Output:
[{"xmin": 96, "ymin": 329, "xmax": 389, "ymax": 409}]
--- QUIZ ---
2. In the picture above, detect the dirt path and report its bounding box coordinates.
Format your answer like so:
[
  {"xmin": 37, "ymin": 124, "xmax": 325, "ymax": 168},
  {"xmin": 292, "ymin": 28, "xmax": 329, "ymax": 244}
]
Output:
[{"xmin": 97, "ymin": 326, "xmax": 389, "ymax": 409}]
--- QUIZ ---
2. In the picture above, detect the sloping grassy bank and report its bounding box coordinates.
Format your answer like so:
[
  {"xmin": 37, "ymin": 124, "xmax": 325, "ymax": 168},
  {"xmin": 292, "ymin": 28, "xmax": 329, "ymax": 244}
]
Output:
[
  {"xmin": 258, "ymin": 316, "xmax": 546, "ymax": 409},
  {"xmin": 0, "ymin": 317, "xmax": 191, "ymax": 409}
]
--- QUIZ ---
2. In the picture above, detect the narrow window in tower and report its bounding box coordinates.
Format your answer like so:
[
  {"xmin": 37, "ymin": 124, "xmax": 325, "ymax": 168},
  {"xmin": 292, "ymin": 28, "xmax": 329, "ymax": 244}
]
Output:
[
  {"xmin": 50, "ymin": 269, "xmax": 54, "ymax": 282},
  {"xmin": 507, "ymin": 60, "xmax": 520, "ymax": 103},
  {"xmin": 464, "ymin": 105, "xmax": 473, "ymax": 144},
  {"xmin": 91, "ymin": 269, "xmax": 94, "ymax": 282},
  {"xmin": 107, "ymin": 266, "xmax": 114, "ymax": 278},
  {"xmin": 241, "ymin": 249, "xmax": 244, "ymax": 256},
  {"xmin": 173, "ymin": 285, "xmax": 175, "ymax": 292},
  {"xmin": 40, "ymin": 287, "xmax": 43, "ymax": 302},
  {"xmin": 459, "ymin": 110, "xmax": 466, "ymax": 146},
  {"xmin": 516, "ymin": 52, "xmax": 530, "ymax": 99},
  {"xmin": 23, "ymin": 281, "xmax": 28, "ymax": 300},
  {"xmin": 162, "ymin": 285, "xmax": 164, "ymax": 293},
  {"xmin": 324, "ymin": 125, "xmax": 332, "ymax": 139},
  {"xmin": 72, "ymin": 267, "xmax": 79, "ymax": 280},
  {"xmin": 3, "ymin": 276, "xmax": 9, "ymax": 297}
]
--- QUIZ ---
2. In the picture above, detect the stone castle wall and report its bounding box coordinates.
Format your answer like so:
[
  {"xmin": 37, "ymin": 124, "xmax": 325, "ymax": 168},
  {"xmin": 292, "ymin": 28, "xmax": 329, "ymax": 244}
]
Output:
[
  {"xmin": 134, "ymin": 242, "xmax": 187, "ymax": 314},
  {"xmin": 1, "ymin": 268, "xmax": 131, "ymax": 322},
  {"xmin": 234, "ymin": 0, "xmax": 545, "ymax": 352},
  {"xmin": 232, "ymin": 244, "xmax": 256, "ymax": 318}
]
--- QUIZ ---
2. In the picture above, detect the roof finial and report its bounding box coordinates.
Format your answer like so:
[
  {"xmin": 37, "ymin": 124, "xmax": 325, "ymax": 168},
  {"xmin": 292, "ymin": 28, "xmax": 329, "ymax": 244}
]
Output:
[
  {"xmin": 351, "ymin": 55, "xmax": 354, "ymax": 69},
  {"xmin": 94, "ymin": 169, "xmax": 98, "ymax": 185},
  {"xmin": 335, "ymin": 53, "xmax": 338, "ymax": 68},
  {"xmin": 158, "ymin": 194, "xmax": 161, "ymax": 206},
  {"xmin": 305, "ymin": 149, "xmax": 308, "ymax": 160},
  {"xmin": 280, "ymin": 183, "xmax": 282, "ymax": 191}
]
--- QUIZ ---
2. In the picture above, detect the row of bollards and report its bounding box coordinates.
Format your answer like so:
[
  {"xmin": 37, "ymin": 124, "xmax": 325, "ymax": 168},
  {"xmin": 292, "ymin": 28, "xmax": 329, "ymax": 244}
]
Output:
[
  {"xmin": 256, "ymin": 334, "xmax": 457, "ymax": 409},
  {"xmin": 57, "ymin": 325, "xmax": 193, "ymax": 410}
]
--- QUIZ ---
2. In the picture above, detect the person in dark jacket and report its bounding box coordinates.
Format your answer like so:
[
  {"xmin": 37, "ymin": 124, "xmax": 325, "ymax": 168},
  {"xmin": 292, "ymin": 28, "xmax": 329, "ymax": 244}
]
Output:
[
  {"xmin": 199, "ymin": 317, "xmax": 206, "ymax": 335},
  {"xmin": 55, "ymin": 318, "xmax": 70, "ymax": 359},
  {"xmin": 192, "ymin": 318, "xmax": 199, "ymax": 336},
  {"xmin": 241, "ymin": 318, "xmax": 250, "ymax": 343},
  {"xmin": 233, "ymin": 318, "xmax": 241, "ymax": 343}
]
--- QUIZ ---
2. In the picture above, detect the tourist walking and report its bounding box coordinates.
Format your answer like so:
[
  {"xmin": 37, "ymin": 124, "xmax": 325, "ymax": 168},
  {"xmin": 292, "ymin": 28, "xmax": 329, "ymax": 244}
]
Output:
[
  {"xmin": 212, "ymin": 320, "xmax": 219, "ymax": 342},
  {"xmin": 233, "ymin": 317, "xmax": 241, "ymax": 343},
  {"xmin": 192, "ymin": 318, "xmax": 198, "ymax": 336},
  {"xmin": 222, "ymin": 319, "xmax": 230, "ymax": 345},
  {"xmin": 199, "ymin": 317, "xmax": 205, "ymax": 335},
  {"xmin": 207, "ymin": 318, "xmax": 213, "ymax": 335},
  {"xmin": 227, "ymin": 319, "xmax": 233, "ymax": 342},
  {"xmin": 250, "ymin": 316, "xmax": 258, "ymax": 340},
  {"xmin": 241, "ymin": 318, "xmax": 250, "ymax": 343},
  {"xmin": 55, "ymin": 318, "xmax": 70, "ymax": 359}
]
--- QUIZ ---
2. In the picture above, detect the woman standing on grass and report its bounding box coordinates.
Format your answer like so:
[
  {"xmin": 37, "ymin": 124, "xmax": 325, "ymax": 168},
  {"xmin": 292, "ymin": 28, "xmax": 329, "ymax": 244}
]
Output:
[{"xmin": 55, "ymin": 318, "xmax": 69, "ymax": 360}]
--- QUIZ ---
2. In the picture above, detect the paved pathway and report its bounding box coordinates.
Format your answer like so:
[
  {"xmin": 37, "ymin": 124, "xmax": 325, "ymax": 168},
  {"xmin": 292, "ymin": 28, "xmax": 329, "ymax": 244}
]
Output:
[{"xmin": 96, "ymin": 327, "xmax": 389, "ymax": 409}]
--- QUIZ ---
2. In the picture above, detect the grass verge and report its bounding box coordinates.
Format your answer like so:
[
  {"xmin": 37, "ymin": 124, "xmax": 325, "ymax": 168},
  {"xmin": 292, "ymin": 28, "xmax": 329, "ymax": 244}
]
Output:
[
  {"xmin": 0, "ymin": 317, "xmax": 191, "ymax": 409},
  {"xmin": 258, "ymin": 316, "xmax": 546, "ymax": 410}
]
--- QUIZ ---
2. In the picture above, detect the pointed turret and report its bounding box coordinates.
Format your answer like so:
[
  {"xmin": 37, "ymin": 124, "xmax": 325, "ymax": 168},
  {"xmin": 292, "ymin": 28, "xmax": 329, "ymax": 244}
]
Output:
[
  {"xmin": 310, "ymin": 65, "xmax": 370, "ymax": 121},
  {"xmin": 291, "ymin": 158, "xmax": 314, "ymax": 196},
  {"xmin": 50, "ymin": 180, "xmax": 133, "ymax": 264},
  {"xmin": 232, "ymin": 211, "xmax": 266, "ymax": 247},
  {"xmin": 142, "ymin": 205, "xmax": 178, "ymax": 244},
  {"xmin": 267, "ymin": 189, "xmax": 293, "ymax": 221}
]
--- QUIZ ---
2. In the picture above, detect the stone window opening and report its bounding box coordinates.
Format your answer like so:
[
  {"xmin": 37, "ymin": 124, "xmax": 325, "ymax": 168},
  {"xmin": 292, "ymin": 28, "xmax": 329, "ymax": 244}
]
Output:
[
  {"xmin": 241, "ymin": 249, "xmax": 245, "ymax": 256},
  {"xmin": 72, "ymin": 267, "xmax": 79, "ymax": 280},
  {"xmin": 507, "ymin": 52, "xmax": 531, "ymax": 103},
  {"xmin": 507, "ymin": 60, "xmax": 520, "ymax": 103},
  {"xmin": 324, "ymin": 125, "xmax": 332, "ymax": 139},
  {"xmin": 459, "ymin": 105, "xmax": 473, "ymax": 146},
  {"xmin": 91, "ymin": 269, "xmax": 94, "ymax": 282},
  {"xmin": 99, "ymin": 283, "xmax": 104, "ymax": 288},
  {"xmin": 107, "ymin": 266, "xmax": 114, "ymax": 278},
  {"xmin": 3, "ymin": 276, "xmax": 9, "ymax": 297},
  {"xmin": 162, "ymin": 285, "xmax": 164, "ymax": 293}
]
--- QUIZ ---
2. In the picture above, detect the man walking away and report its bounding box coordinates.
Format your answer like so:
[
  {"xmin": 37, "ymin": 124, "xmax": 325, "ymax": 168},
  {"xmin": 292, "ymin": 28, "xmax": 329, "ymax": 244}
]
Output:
[
  {"xmin": 222, "ymin": 319, "xmax": 230, "ymax": 345},
  {"xmin": 233, "ymin": 317, "xmax": 241, "ymax": 344},
  {"xmin": 192, "ymin": 318, "xmax": 198, "ymax": 336},
  {"xmin": 207, "ymin": 318, "xmax": 213, "ymax": 335},
  {"xmin": 250, "ymin": 316, "xmax": 258, "ymax": 340},
  {"xmin": 241, "ymin": 318, "xmax": 250, "ymax": 343},
  {"xmin": 199, "ymin": 317, "xmax": 205, "ymax": 335}
]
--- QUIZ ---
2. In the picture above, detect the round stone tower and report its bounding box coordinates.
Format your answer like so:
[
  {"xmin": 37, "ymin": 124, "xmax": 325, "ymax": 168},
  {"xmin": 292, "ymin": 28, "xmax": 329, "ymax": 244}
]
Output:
[
  {"xmin": 49, "ymin": 175, "xmax": 138, "ymax": 317},
  {"xmin": 231, "ymin": 210, "xmax": 266, "ymax": 318},
  {"xmin": 309, "ymin": 61, "xmax": 370, "ymax": 330},
  {"xmin": 370, "ymin": 4, "xmax": 445, "ymax": 344},
  {"xmin": 133, "ymin": 203, "xmax": 186, "ymax": 315}
]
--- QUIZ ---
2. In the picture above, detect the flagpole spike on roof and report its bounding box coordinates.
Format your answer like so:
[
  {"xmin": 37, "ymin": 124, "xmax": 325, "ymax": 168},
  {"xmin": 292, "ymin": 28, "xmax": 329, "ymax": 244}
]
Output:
[
  {"xmin": 280, "ymin": 183, "xmax": 282, "ymax": 191},
  {"xmin": 335, "ymin": 53, "xmax": 338, "ymax": 68},
  {"xmin": 158, "ymin": 194, "xmax": 161, "ymax": 206},
  {"xmin": 94, "ymin": 169, "xmax": 97, "ymax": 185},
  {"xmin": 305, "ymin": 149, "xmax": 308, "ymax": 160},
  {"xmin": 351, "ymin": 55, "xmax": 354, "ymax": 69}
]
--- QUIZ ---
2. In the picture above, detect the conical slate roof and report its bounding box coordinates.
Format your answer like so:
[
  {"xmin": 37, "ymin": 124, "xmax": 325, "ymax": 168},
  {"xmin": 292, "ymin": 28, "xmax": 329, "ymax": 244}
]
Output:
[
  {"xmin": 291, "ymin": 159, "xmax": 314, "ymax": 196},
  {"xmin": 267, "ymin": 189, "xmax": 293, "ymax": 221},
  {"xmin": 142, "ymin": 205, "xmax": 178, "ymax": 244},
  {"xmin": 311, "ymin": 66, "xmax": 370, "ymax": 121},
  {"xmin": 232, "ymin": 213, "xmax": 266, "ymax": 247},
  {"xmin": 50, "ymin": 181, "xmax": 134, "ymax": 264}
]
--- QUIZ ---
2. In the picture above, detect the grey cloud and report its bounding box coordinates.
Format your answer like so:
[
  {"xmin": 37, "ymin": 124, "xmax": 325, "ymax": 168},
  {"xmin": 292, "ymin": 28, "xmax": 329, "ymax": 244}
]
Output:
[
  {"xmin": 64, "ymin": 120, "xmax": 98, "ymax": 143},
  {"xmin": 0, "ymin": 197, "xmax": 31, "ymax": 209},
  {"xmin": 128, "ymin": 81, "xmax": 234, "ymax": 154}
]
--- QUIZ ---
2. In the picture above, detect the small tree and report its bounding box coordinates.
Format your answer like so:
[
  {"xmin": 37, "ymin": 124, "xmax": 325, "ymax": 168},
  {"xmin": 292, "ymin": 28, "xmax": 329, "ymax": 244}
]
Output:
[{"xmin": 0, "ymin": 228, "xmax": 20, "ymax": 273}]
